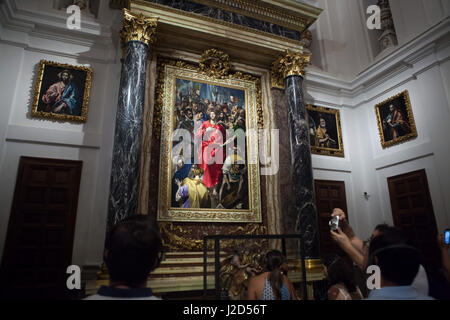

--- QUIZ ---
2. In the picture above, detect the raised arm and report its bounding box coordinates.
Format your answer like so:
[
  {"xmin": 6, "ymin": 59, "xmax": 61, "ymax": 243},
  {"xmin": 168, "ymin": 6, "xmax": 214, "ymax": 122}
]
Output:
[
  {"xmin": 330, "ymin": 228, "xmax": 366, "ymax": 271},
  {"xmin": 331, "ymin": 208, "xmax": 364, "ymax": 253}
]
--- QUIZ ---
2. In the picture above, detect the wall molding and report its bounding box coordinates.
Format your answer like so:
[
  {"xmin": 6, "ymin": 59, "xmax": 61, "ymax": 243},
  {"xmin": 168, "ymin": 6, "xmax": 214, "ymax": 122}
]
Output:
[
  {"xmin": 373, "ymin": 141, "xmax": 434, "ymax": 171},
  {"xmin": 312, "ymin": 156, "xmax": 353, "ymax": 173},
  {"xmin": 5, "ymin": 124, "xmax": 102, "ymax": 149},
  {"xmin": 0, "ymin": 0, "xmax": 120, "ymax": 64},
  {"xmin": 305, "ymin": 17, "xmax": 450, "ymax": 108}
]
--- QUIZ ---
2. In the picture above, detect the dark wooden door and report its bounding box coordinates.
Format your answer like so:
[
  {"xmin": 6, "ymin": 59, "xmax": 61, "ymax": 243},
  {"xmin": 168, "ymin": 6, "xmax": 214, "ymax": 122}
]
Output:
[
  {"xmin": 387, "ymin": 169, "xmax": 440, "ymax": 270},
  {"xmin": 0, "ymin": 157, "xmax": 82, "ymax": 299},
  {"xmin": 314, "ymin": 180, "xmax": 349, "ymax": 261}
]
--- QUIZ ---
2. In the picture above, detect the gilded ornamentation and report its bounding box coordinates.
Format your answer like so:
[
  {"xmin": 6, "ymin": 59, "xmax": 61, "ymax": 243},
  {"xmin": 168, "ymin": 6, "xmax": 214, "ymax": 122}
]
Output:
[
  {"xmin": 271, "ymin": 49, "xmax": 311, "ymax": 89},
  {"xmin": 153, "ymin": 57, "xmax": 264, "ymax": 140},
  {"xmin": 120, "ymin": 8, "xmax": 158, "ymax": 52},
  {"xmin": 220, "ymin": 249, "xmax": 263, "ymax": 300},
  {"xmin": 159, "ymin": 222, "xmax": 267, "ymax": 251},
  {"xmin": 199, "ymin": 49, "xmax": 232, "ymax": 78}
]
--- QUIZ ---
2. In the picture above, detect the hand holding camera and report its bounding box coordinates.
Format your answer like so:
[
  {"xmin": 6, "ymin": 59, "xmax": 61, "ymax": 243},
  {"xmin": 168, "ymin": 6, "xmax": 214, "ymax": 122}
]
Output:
[
  {"xmin": 329, "ymin": 216, "xmax": 339, "ymax": 231},
  {"xmin": 331, "ymin": 208, "xmax": 346, "ymax": 221}
]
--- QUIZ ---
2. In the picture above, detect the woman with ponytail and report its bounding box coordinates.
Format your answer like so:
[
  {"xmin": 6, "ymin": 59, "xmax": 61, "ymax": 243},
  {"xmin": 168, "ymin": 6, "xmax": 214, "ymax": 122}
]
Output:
[{"xmin": 247, "ymin": 250, "xmax": 297, "ymax": 300}]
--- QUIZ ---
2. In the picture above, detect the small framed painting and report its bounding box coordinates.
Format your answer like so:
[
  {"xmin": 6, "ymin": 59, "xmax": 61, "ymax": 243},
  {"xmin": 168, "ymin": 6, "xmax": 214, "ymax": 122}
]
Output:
[
  {"xmin": 31, "ymin": 60, "xmax": 92, "ymax": 122},
  {"xmin": 375, "ymin": 90, "xmax": 417, "ymax": 148},
  {"xmin": 306, "ymin": 105, "xmax": 344, "ymax": 157}
]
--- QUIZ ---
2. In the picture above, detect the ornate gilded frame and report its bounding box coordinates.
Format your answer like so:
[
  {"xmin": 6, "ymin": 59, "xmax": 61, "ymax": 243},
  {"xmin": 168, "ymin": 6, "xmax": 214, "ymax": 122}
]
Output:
[
  {"xmin": 156, "ymin": 60, "xmax": 262, "ymax": 223},
  {"xmin": 31, "ymin": 60, "xmax": 92, "ymax": 122},
  {"xmin": 306, "ymin": 104, "xmax": 344, "ymax": 157},
  {"xmin": 375, "ymin": 90, "xmax": 418, "ymax": 149}
]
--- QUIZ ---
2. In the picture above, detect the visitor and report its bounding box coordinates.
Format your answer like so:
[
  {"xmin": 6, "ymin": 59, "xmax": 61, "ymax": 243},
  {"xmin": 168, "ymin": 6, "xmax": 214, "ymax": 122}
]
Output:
[
  {"xmin": 85, "ymin": 215, "xmax": 163, "ymax": 300},
  {"xmin": 323, "ymin": 254, "xmax": 363, "ymax": 300},
  {"xmin": 329, "ymin": 208, "xmax": 429, "ymax": 297},
  {"xmin": 366, "ymin": 227, "xmax": 433, "ymax": 300},
  {"xmin": 247, "ymin": 250, "xmax": 297, "ymax": 300}
]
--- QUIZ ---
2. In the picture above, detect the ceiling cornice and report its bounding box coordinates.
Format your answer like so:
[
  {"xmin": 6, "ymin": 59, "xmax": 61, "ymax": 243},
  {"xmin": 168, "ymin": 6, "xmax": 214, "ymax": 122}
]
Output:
[{"xmin": 191, "ymin": 0, "xmax": 322, "ymax": 32}]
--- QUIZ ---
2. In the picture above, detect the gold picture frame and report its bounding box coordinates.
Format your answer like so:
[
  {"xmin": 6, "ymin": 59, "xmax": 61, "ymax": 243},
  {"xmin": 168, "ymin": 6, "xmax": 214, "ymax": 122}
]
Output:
[
  {"xmin": 306, "ymin": 105, "xmax": 344, "ymax": 157},
  {"xmin": 157, "ymin": 62, "xmax": 262, "ymax": 223},
  {"xmin": 375, "ymin": 90, "xmax": 417, "ymax": 148},
  {"xmin": 31, "ymin": 60, "xmax": 92, "ymax": 122}
]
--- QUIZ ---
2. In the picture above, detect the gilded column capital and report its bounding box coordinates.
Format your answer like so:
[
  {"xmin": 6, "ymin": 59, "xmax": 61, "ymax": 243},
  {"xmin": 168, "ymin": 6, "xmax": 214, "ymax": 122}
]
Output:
[
  {"xmin": 120, "ymin": 9, "xmax": 158, "ymax": 48},
  {"xmin": 271, "ymin": 50, "xmax": 311, "ymax": 89}
]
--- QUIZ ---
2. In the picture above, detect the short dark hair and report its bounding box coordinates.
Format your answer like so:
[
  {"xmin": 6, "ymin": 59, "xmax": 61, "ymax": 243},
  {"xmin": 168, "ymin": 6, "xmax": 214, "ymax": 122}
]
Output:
[
  {"xmin": 323, "ymin": 254, "xmax": 357, "ymax": 292},
  {"xmin": 105, "ymin": 215, "xmax": 162, "ymax": 286},
  {"xmin": 374, "ymin": 223, "xmax": 390, "ymax": 234},
  {"xmin": 369, "ymin": 227, "xmax": 420, "ymax": 286}
]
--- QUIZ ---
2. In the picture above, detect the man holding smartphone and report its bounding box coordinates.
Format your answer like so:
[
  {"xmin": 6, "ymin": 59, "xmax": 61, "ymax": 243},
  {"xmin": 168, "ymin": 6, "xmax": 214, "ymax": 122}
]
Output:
[{"xmin": 329, "ymin": 208, "xmax": 429, "ymax": 297}]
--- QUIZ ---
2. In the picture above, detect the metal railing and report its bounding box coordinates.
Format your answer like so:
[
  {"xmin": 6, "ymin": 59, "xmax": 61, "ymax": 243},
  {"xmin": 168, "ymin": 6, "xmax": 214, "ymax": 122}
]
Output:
[{"xmin": 202, "ymin": 234, "xmax": 308, "ymax": 300}]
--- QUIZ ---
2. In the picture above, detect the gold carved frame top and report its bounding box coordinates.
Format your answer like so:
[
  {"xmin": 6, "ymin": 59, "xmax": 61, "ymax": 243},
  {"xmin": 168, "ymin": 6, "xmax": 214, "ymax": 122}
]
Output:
[{"xmin": 156, "ymin": 53, "xmax": 262, "ymax": 223}]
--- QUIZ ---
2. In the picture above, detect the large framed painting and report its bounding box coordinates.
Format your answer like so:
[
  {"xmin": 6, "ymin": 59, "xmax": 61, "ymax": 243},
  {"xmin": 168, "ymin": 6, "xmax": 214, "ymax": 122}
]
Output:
[
  {"xmin": 306, "ymin": 105, "xmax": 344, "ymax": 157},
  {"xmin": 375, "ymin": 90, "xmax": 417, "ymax": 148},
  {"xmin": 31, "ymin": 60, "xmax": 92, "ymax": 122},
  {"xmin": 157, "ymin": 63, "xmax": 262, "ymax": 223}
]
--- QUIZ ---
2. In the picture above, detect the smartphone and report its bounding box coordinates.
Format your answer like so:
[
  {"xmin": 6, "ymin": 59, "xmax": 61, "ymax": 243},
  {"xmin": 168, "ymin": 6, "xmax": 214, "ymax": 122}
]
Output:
[{"xmin": 445, "ymin": 229, "xmax": 450, "ymax": 245}]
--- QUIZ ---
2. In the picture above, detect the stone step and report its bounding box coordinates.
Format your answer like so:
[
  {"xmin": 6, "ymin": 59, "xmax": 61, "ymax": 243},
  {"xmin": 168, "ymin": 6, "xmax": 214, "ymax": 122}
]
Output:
[
  {"xmin": 95, "ymin": 275, "xmax": 216, "ymax": 293},
  {"xmin": 152, "ymin": 265, "xmax": 208, "ymax": 275},
  {"xmin": 164, "ymin": 252, "xmax": 228, "ymax": 259},
  {"xmin": 160, "ymin": 257, "xmax": 220, "ymax": 264}
]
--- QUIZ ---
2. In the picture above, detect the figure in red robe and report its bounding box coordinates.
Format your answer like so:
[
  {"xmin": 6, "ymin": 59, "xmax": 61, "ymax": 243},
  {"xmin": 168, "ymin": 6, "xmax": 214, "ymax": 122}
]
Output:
[{"xmin": 195, "ymin": 110, "xmax": 226, "ymax": 189}]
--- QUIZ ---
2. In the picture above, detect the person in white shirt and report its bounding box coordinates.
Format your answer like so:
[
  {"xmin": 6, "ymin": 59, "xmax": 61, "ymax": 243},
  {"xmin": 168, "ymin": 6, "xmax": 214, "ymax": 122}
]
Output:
[
  {"xmin": 365, "ymin": 227, "xmax": 433, "ymax": 300},
  {"xmin": 329, "ymin": 208, "xmax": 429, "ymax": 297}
]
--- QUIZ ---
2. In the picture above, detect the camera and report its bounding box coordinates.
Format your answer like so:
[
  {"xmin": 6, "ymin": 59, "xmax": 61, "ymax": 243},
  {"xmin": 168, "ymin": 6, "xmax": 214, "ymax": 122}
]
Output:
[
  {"xmin": 329, "ymin": 216, "xmax": 339, "ymax": 231},
  {"xmin": 445, "ymin": 229, "xmax": 450, "ymax": 245}
]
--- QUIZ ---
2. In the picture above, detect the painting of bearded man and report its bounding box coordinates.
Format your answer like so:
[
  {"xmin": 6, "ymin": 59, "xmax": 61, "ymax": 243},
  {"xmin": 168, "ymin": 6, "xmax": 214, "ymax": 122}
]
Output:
[
  {"xmin": 307, "ymin": 105, "xmax": 344, "ymax": 157},
  {"xmin": 375, "ymin": 90, "xmax": 417, "ymax": 148}
]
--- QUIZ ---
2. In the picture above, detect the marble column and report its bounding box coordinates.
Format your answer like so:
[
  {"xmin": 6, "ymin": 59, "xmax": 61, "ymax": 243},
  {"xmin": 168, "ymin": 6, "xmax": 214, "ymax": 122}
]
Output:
[
  {"xmin": 272, "ymin": 50, "xmax": 320, "ymax": 260},
  {"xmin": 106, "ymin": 10, "xmax": 158, "ymax": 233}
]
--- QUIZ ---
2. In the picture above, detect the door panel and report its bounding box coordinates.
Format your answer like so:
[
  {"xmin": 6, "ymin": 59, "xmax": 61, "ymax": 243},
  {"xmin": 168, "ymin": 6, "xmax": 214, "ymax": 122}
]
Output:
[
  {"xmin": 0, "ymin": 157, "xmax": 82, "ymax": 299},
  {"xmin": 314, "ymin": 180, "xmax": 349, "ymax": 262},
  {"xmin": 387, "ymin": 169, "xmax": 440, "ymax": 270}
]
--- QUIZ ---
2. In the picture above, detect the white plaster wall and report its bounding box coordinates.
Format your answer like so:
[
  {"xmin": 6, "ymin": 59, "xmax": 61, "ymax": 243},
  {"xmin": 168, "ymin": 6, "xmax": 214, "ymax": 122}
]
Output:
[
  {"xmin": 0, "ymin": 0, "xmax": 122, "ymax": 267},
  {"xmin": 390, "ymin": 0, "xmax": 449, "ymax": 46},
  {"xmin": 309, "ymin": 0, "xmax": 449, "ymax": 79},
  {"xmin": 307, "ymin": 20, "xmax": 450, "ymax": 240},
  {"xmin": 309, "ymin": 0, "xmax": 373, "ymax": 79},
  {"xmin": 0, "ymin": 0, "xmax": 449, "ymax": 268}
]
